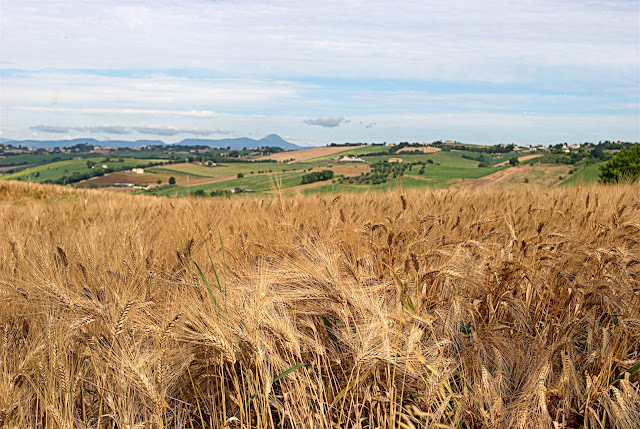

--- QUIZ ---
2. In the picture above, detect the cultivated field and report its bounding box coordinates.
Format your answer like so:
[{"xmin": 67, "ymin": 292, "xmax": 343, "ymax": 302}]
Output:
[
  {"xmin": 397, "ymin": 146, "xmax": 441, "ymax": 154},
  {"xmin": 257, "ymin": 145, "xmax": 368, "ymax": 163},
  {"xmin": 1, "ymin": 181, "xmax": 639, "ymax": 428}
]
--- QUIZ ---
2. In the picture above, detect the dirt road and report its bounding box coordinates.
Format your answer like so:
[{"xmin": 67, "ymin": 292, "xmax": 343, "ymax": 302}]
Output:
[
  {"xmin": 494, "ymin": 154, "xmax": 542, "ymax": 167},
  {"xmin": 456, "ymin": 166, "xmax": 530, "ymax": 190}
]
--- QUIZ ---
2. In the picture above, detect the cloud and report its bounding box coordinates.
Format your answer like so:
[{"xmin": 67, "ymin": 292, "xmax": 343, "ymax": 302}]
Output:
[
  {"xmin": 28, "ymin": 124, "xmax": 231, "ymax": 137},
  {"xmin": 76, "ymin": 125, "xmax": 130, "ymax": 134},
  {"xmin": 31, "ymin": 125, "xmax": 128, "ymax": 134},
  {"xmin": 365, "ymin": 123, "xmax": 376, "ymax": 128},
  {"xmin": 30, "ymin": 125, "xmax": 71, "ymax": 133},
  {"xmin": 132, "ymin": 126, "xmax": 184, "ymax": 136},
  {"xmin": 132, "ymin": 126, "xmax": 230, "ymax": 136},
  {"xmin": 1, "ymin": 1, "xmax": 637, "ymax": 83},
  {"xmin": 304, "ymin": 116, "xmax": 350, "ymax": 128}
]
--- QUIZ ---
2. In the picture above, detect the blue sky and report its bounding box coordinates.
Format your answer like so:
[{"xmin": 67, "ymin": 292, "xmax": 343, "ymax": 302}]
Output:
[{"xmin": 1, "ymin": 0, "xmax": 638, "ymax": 146}]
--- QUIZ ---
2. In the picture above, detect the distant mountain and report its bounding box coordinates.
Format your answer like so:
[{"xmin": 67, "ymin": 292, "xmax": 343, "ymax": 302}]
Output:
[
  {"xmin": 1, "ymin": 134, "xmax": 305, "ymax": 151},
  {"xmin": 177, "ymin": 134, "xmax": 303, "ymax": 150},
  {"xmin": 1, "ymin": 138, "xmax": 147, "ymax": 148}
]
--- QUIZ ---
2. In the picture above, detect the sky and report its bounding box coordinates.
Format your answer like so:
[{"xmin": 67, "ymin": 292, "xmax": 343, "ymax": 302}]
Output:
[{"xmin": 1, "ymin": 0, "xmax": 638, "ymax": 147}]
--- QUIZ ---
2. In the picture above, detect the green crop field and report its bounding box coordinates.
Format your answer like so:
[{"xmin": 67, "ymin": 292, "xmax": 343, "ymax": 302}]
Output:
[
  {"xmin": 410, "ymin": 165, "xmax": 502, "ymax": 187},
  {"xmin": 363, "ymin": 151, "xmax": 480, "ymax": 168},
  {"xmin": 1, "ymin": 160, "xmax": 80, "ymax": 181},
  {"xmin": 303, "ymin": 145, "xmax": 389, "ymax": 162},
  {"xmin": 150, "ymin": 161, "xmax": 321, "ymax": 179},
  {"xmin": 561, "ymin": 162, "xmax": 604, "ymax": 186},
  {"xmin": 1, "ymin": 158, "xmax": 164, "ymax": 183},
  {"xmin": 147, "ymin": 171, "xmax": 308, "ymax": 196},
  {"xmin": 0, "ymin": 152, "xmax": 88, "ymax": 168}
]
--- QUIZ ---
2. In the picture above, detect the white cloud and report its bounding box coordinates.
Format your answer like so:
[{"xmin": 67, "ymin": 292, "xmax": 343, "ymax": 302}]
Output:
[
  {"xmin": 2, "ymin": 72, "xmax": 304, "ymax": 111},
  {"xmin": 1, "ymin": 1, "xmax": 637, "ymax": 81},
  {"xmin": 30, "ymin": 125, "xmax": 71, "ymax": 133},
  {"xmin": 304, "ymin": 117, "xmax": 350, "ymax": 128},
  {"xmin": 28, "ymin": 124, "xmax": 231, "ymax": 137}
]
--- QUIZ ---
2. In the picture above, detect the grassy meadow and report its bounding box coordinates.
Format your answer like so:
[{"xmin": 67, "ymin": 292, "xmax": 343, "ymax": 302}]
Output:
[{"xmin": 1, "ymin": 180, "xmax": 639, "ymax": 428}]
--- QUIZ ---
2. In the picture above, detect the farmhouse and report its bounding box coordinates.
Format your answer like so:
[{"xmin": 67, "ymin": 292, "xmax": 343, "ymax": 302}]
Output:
[
  {"xmin": 132, "ymin": 168, "xmax": 145, "ymax": 174},
  {"xmin": 339, "ymin": 156, "xmax": 365, "ymax": 163}
]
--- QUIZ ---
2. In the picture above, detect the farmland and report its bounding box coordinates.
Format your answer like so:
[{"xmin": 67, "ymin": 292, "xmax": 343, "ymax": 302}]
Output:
[
  {"xmin": 2, "ymin": 142, "xmax": 630, "ymax": 196},
  {"xmin": 1, "ymin": 180, "xmax": 639, "ymax": 427},
  {"xmin": 257, "ymin": 145, "xmax": 369, "ymax": 162},
  {"xmin": 0, "ymin": 157, "xmax": 167, "ymax": 185}
]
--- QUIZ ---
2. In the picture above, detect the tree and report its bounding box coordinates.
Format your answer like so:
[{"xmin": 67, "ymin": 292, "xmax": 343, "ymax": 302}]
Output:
[
  {"xmin": 169, "ymin": 176, "xmax": 176, "ymax": 185},
  {"xmin": 509, "ymin": 158, "xmax": 519, "ymax": 166},
  {"xmin": 599, "ymin": 144, "xmax": 640, "ymax": 183},
  {"xmin": 237, "ymin": 173, "xmax": 244, "ymax": 178},
  {"xmin": 591, "ymin": 147, "xmax": 606, "ymax": 161}
]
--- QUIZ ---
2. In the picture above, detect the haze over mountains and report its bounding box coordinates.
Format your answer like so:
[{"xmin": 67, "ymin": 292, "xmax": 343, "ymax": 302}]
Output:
[{"xmin": 0, "ymin": 134, "xmax": 304, "ymax": 151}]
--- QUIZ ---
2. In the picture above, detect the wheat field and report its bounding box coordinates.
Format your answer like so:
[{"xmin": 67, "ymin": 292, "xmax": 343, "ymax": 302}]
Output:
[{"xmin": 1, "ymin": 180, "xmax": 639, "ymax": 428}]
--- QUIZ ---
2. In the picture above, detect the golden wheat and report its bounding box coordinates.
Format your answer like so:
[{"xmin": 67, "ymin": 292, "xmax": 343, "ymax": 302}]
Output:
[{"xmin": 0, "ymin": 180, "xmax": 639, "ymax": 428}]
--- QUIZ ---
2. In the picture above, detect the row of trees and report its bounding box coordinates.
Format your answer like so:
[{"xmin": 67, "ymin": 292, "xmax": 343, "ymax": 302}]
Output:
[{"xmin": 301, "ymin": 170, "xmax": 334, "ymax": 184}]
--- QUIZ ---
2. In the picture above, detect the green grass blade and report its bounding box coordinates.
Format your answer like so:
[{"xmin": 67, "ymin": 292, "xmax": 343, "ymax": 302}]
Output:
[
  {"xmin": 627, "ymin": 360, "xmax": 640, "ymax": 376},
  {"xmin": 244, "ymin": 393, "xmax": 258, "ymax": 419},
  {"xmin": 194, "ymin": 261, "xmax": 221, "ymax": 312},
  {"xmin": 613, "ymin": 360, "xmax": 640, "ymax": 383},
  {"xmin": 405, "ymin": 296, "xmax": 415, "ymax": 313},
  {"xmin": 206, "ymin": 244, "xmax": 223, "ymax": 294},
  {"xmin": 323, "ymin": 317, "xmax": 341, "ymax": 353},
  {"xmin": 272, "ymin": 363, "xmax": 312, "ymax": 384}
]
